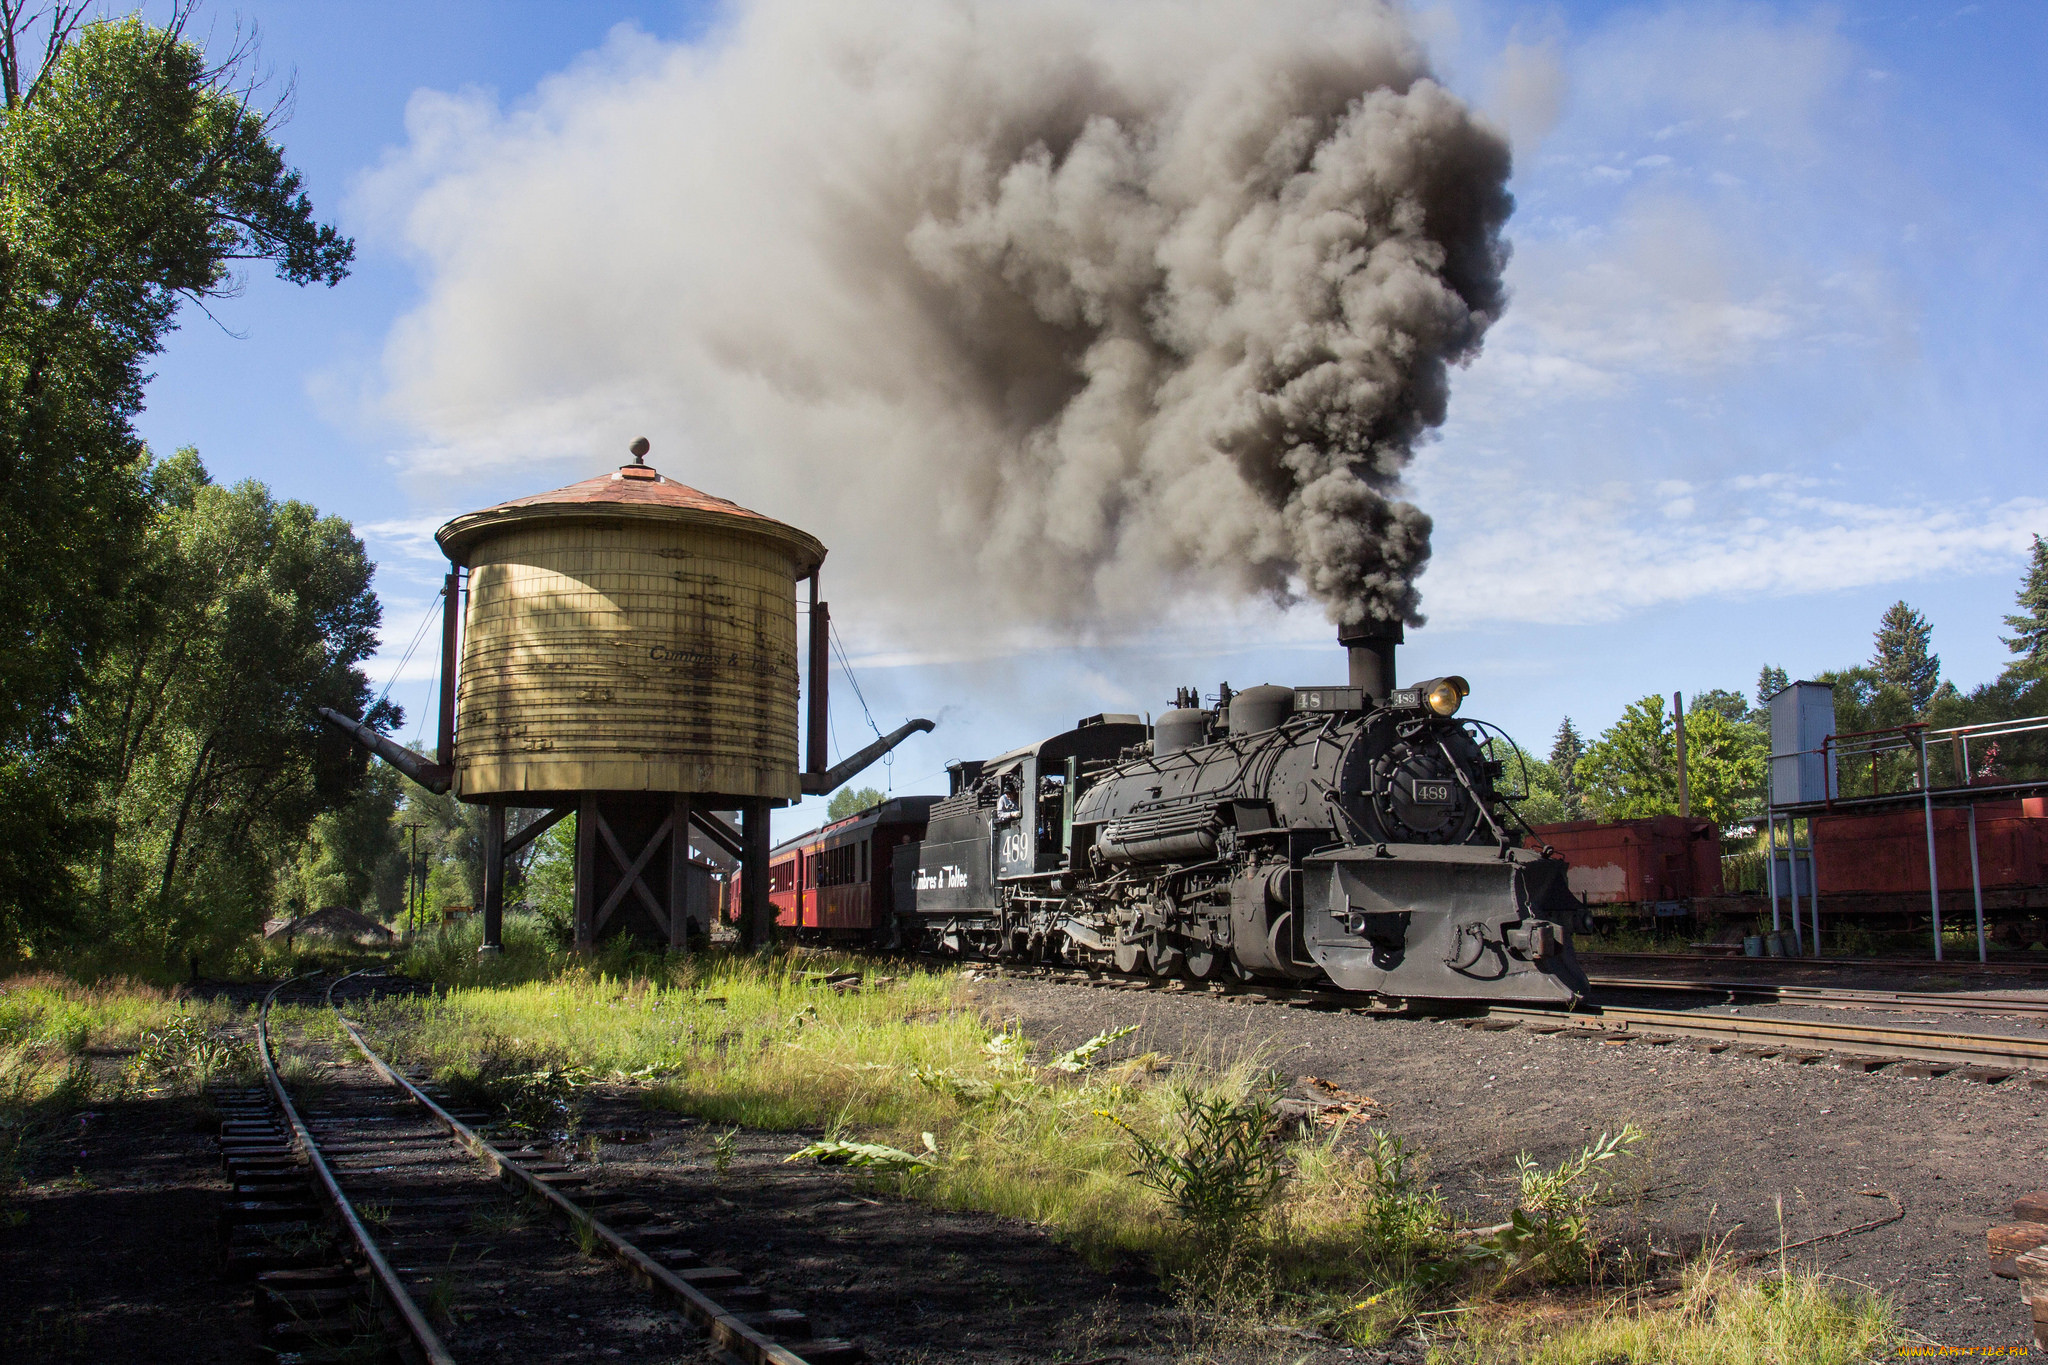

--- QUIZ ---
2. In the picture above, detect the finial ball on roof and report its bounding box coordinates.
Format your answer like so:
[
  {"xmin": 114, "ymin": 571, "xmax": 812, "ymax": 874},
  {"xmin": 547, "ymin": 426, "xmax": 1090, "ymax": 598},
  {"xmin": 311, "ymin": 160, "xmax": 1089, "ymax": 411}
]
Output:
[{"xmin": 629, "ymin": 436, "xmax": 651, "ymax": 464}]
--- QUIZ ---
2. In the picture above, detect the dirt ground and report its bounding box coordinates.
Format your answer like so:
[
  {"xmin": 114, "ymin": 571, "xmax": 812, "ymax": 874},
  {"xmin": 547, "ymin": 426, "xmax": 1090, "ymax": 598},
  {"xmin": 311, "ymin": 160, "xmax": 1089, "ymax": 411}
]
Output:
[
  {"xmin": 0, "ymin": 1072, "xmax": 260, "ymax": 1363},
  {"xmin": 565, "ymin": 1091, "xmax": 1197, "ymax": 1363},
  {"xmin": 968, "ymin": 973, "xmax": 2043, "ymax": 1352}
]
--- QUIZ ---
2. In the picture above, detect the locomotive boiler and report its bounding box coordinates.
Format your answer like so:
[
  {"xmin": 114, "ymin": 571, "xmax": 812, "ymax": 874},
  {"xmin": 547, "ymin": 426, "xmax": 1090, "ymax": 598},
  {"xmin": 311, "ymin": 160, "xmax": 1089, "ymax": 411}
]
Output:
[{"xmin": 896, "ymin": 621, "xmax": 1589, "ymax": 1004}]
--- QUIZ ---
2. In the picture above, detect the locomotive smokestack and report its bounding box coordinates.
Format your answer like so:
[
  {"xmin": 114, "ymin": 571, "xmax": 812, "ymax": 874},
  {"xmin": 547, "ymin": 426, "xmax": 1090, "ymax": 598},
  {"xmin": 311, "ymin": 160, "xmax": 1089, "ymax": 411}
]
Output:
[{"xmin": 1340, "ymin": 619, "xmax": 1401, "ymax": 700}]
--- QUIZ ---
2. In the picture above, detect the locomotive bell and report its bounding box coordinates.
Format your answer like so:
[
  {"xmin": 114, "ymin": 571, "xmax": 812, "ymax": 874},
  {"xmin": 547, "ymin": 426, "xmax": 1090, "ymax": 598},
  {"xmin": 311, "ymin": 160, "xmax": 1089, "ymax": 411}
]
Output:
[{"xmin": 1339, "ymin": 618, "xmax": 1401, "ymax": 699}]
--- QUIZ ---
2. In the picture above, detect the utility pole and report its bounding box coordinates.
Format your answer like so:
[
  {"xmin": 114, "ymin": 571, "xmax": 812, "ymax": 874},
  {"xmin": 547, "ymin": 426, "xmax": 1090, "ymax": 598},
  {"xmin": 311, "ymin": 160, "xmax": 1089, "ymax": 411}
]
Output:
[
  {"xmin": 1673, "ymin": 692, "xmax": 1691, "ymax": 819},
  {"xmin": 400, "ymin": 821, "xmax": 424, "ymax": 939}
]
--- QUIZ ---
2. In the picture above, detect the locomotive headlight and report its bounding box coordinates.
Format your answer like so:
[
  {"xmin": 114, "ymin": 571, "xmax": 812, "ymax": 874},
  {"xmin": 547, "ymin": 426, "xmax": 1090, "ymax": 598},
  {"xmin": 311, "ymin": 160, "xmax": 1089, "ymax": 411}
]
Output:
[{"xmin": 1426, "ymin": 680, "xmax": 1463, "ymax": 717}]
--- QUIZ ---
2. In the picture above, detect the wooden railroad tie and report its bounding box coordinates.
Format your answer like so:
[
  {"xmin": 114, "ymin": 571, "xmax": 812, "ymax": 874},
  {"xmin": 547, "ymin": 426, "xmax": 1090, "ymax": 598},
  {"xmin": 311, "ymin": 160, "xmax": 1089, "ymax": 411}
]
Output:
[{"xmin": 1988, "ymin": 1191, "xmax": 2048, "ymax": 1348}]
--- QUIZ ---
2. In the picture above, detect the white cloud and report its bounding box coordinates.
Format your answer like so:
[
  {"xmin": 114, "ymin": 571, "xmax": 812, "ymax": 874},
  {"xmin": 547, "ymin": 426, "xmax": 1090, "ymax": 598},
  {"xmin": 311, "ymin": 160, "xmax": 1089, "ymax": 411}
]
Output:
[
  {"xmin": 359, "ymin": 513, "xmax": 459, "ymax": 563},
  {"xmin": 1423, "ymin": 477, "xmax": 2044, "ymax": 628}
]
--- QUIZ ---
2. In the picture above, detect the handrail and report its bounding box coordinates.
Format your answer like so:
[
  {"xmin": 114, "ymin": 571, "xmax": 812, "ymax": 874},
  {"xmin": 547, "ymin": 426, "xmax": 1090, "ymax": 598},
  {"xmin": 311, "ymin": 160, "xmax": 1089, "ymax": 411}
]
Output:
[{"xmin": 256, "ymin": 975, "xmax": 457, "ymax": 1365}]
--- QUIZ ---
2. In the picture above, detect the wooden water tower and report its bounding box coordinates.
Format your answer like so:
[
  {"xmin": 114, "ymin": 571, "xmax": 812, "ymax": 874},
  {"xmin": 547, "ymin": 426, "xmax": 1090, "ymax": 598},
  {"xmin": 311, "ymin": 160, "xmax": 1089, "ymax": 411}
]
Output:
[{"xmin": 323, "ymin": 440, "xmax": 930, "ymax": 952}]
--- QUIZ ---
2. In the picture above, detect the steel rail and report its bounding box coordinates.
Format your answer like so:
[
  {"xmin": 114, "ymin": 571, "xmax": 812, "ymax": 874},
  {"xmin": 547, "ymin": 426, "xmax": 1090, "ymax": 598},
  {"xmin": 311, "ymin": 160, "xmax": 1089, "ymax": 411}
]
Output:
[
  {"xmin": 1588, "ymin": 974, "xmax": 2048, "ymax": 1019},
  {"xmin": 1581, "ymin": 950, "xmax": 2048, "ymax": 978},
  {"xmin": 970, "ymin": 959, "xmax": 2048, "ymax": 1068},
  {"xmin": 256, "ymin": 975, "xmax": 458, "ymax": 1365},
  {"xmin": 1484, "ymin": 1001, "xmax": 2048, "ymax": 1071},
  {"xmin": 323, "ymin": 973, "xmax": 810, "ymax": 1365}
]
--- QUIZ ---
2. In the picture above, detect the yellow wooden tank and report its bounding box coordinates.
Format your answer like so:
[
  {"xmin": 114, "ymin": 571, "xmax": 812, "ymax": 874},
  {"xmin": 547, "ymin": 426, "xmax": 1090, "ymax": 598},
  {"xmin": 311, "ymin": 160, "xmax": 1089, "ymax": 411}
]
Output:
[{"xmin": 435, "ymin": 453, "xmax": 825, "ymax": 803}]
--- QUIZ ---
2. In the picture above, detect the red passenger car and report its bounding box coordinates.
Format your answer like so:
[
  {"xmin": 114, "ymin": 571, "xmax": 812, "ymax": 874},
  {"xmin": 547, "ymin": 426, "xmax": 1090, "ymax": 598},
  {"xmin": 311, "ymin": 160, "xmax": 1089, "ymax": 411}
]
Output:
[{"xmin": 734, "ymin": 796, "xmax": 940, "ymax": 944}]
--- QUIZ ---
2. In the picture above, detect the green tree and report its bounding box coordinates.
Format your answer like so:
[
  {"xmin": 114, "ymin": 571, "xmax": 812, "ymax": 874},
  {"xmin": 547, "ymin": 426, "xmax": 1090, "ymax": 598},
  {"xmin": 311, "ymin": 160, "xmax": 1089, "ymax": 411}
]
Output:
[
  {"xmin": 72, "ymin": 451, "xmax": 385, "ymax": 962},
  {"xmin": 1688, "ymin": 689, "xmax": 1749, "ymax": 724},
  {"xmin": 0, "ymin": 9, "xmax": 350, "ymax": 942},
  {"xmin": 1755, "ymin": 665, "xmax": 1789, "ymax": 709},
  {"xmin": 1548, "ymin": 720, "xmax": 1584, "ymax": 790},
  {"xmin": 520, "ymin": 817, "xmax": 577, "ymax": 946},
  {"xmin": 1871, "ymin": 601, "xmax": 1940, "ymax": 714},
  {"xmin": 1576, "ymin": 695, "xmax": 1765, "ymax": 829},
  {"xmin": 1575, "ymin": 696, "xmax": 1675, "ymax": 821},
  {"xmin": 278, "ymin": 764, "xmax": 406, "ymax": 921},
  {"xmin": 398, "ymin": 787, "xmax": 486, "ymax": 911},
  {"xmin": 2003, "ymin": 534, "xmax": 2048, "ymax": 676},
  {"xmin": 827, "ymin": 786, "xmax": 886, "ymax": 821},
  {"xmin": 1485, "ymin": 736, "xmax": 1567, "ymax": 826},
  {"xmin": 1544, "ymin": 719, "xmax": 1588, "ymax": 822}
]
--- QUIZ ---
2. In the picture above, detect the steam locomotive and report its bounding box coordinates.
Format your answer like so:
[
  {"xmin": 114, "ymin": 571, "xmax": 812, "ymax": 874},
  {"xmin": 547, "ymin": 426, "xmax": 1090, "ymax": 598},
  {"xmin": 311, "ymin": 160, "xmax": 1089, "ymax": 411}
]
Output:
[{"xmin": 765, "ymin": 622, "xmax": 1588, "ymax": 1005}]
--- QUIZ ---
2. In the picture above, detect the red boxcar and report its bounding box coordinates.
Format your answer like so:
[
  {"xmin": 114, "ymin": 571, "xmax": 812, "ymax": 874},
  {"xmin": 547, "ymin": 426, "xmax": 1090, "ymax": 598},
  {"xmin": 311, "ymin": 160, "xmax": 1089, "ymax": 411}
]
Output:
[
  {"xmin": 1811, "ymin": 798, "xmax": 2048, "ymax": 900},
  {"xmin": 1526, "ymin": 816, "xmax": 1723, "ymax": 907},
  {"xmin": 734, "ymin": 796, "xmax": 939, "ymax": 940}
]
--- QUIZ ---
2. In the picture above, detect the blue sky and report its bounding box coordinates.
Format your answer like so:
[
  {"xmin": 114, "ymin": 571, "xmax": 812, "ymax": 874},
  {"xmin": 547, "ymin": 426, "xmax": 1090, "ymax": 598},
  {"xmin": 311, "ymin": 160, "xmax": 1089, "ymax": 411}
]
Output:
[{"xmin": 128, "ymin": 1, "xmax": 2047, "ymax": 838}]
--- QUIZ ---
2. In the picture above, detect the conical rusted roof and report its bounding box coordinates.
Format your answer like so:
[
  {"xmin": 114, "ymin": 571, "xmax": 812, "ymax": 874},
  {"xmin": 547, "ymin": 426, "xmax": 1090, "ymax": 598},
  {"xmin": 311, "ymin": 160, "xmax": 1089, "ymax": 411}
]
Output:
[{"xmin": 436, "ymin": 458, "xmax": 825, "ymax": 571}]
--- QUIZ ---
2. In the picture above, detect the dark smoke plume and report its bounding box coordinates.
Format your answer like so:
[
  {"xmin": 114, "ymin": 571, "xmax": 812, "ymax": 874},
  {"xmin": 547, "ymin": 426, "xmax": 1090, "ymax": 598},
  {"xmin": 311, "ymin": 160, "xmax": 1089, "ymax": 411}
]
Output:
[{"xmin": 377, "ymin": 0, "xmax": 1513, "ymax": 631}]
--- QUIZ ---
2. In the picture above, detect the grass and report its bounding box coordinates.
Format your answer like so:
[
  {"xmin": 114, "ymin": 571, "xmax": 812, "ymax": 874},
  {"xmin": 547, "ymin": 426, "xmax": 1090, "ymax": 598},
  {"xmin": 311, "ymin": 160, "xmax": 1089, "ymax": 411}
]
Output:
[
  {"xmin": 0, "ymin": 939, "xmax": 1903, "ymax": 1360},
  {"xmin": 0, "ymin": 972, "xmax": 227, "ymax": 1054},
  {"xmin": 4, "ymin": 930, "xmax": 399, "ymax": 990},
  {"xmin": 0, "ymin": 972, "xmax": 254, "ymax": 1192},
  {"xmin": 397, "ymin": 912, "xmax": 653, "ymax": 991},
  {"xmin": 1438, "ymin": 1261, "xmax": 1897, "ymax": 1364},
  {"xmin": 348, "ymin": 945, "xmax": 1692, "ymax": 1344}
]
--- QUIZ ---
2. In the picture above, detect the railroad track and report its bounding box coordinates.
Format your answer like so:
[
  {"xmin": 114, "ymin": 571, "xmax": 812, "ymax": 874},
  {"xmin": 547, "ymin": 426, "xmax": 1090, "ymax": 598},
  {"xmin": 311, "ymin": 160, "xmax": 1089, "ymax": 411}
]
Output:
[
  {"xmin": 1477, "ymin": 1004, "xmax": 2048, "ymax": 1076},
  {"xmin": 1582, "ymin": 949, "xmax": 2048, "ymax": 979},
  {"xmin": 1590, "ymin": 974, "xmax": 2048, "ymax": 1020},
  {"xmin": 216, "ymin": 972, "xmax": 855, "ymax": 1364},
  {"xmin": 968, "ymin": 960, "xmax": 2048, "ymax": 1079}
]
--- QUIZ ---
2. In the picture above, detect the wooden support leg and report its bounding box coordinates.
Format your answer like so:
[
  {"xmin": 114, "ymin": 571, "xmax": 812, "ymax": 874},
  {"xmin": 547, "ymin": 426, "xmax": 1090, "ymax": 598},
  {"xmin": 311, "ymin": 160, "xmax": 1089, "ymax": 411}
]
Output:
[
  {"xmin": 742, "ymin": 799, "xmax": 773, "ymax": 951},
  {"xmin": 574, "ymin": 793, "xmax": 597, "ymax": 952},
  {"xmin": 670, "ymin": 793, "xmax": 693, "ymax": 955},
  {"xmin": 481, "ymin": 803, "xmax": 505, "ymax": 953}
]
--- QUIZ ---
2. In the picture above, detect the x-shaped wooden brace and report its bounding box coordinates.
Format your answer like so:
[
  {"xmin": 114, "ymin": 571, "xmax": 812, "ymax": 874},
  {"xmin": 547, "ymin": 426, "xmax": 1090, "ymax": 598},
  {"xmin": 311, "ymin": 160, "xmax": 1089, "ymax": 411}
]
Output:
[{"xmin": 591, "ymin": 808, "xmax": 675, "ymax": 938}]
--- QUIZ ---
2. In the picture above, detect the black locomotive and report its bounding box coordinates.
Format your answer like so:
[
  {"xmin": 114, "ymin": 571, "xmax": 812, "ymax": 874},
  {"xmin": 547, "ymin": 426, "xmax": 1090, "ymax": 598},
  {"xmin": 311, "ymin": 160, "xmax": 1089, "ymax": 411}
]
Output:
[{"xmin": 894, "ymin": 622, "xmax": 1589, "ymax": 1004}]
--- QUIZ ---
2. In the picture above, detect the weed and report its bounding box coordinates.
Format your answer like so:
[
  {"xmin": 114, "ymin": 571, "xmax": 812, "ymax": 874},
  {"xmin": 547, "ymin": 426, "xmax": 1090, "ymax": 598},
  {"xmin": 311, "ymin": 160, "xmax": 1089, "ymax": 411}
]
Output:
[
  {"xmin": 423, "ymin": 1275, "xmax": 464, "ymax": 1326},
  {"xmin": 1468, "ymin": 1126, "xmax": 1645, "ymax": 1284},
  {"xmin": 433, "ymin": 1055, "xmax": 585, "ymax": 1141},
  {"xmin": 572, "ymin": 1216, "xmax": 600, "ymax": 1257},
  {"xmin": 0, "ymin": 1057, "xmax": 100, "ymax": 1186},
  {"xmin": 276, "ymin": 1050, "xmax": 329, "ymax": 1095},
  {"xmin": 711, "ymin": 1126, "xmax": 739, "ymax": 1176},
  {"xmin": 1101, "ymin": 1082, "xmax": 1286, "ymax": 1239},
  {"xmin": 1353, "ymin": 1129, "xmax": 1454, "ymax": 1278},
  {"xmin": 785, "ymin": 1138, "xmax": 933, "ymax": 1174},
  {"xmin": 1048, "ymin": 1024, "xmax": 1140, "ymax": 1074},
  {"xmin": 469, "ymin": 1203, "xmax": 531, "ymax": 1236},
  {"xmin": 130, "ymin": 1012, "xmax": 253, "ymax": 1089}
]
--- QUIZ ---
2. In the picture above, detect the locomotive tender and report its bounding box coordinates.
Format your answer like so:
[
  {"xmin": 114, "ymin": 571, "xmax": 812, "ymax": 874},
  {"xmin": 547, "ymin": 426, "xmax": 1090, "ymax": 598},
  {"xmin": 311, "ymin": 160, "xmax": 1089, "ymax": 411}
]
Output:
[{"xmin": 767, "ymin": 622, "xmax": 1588, "ymax": 1005}]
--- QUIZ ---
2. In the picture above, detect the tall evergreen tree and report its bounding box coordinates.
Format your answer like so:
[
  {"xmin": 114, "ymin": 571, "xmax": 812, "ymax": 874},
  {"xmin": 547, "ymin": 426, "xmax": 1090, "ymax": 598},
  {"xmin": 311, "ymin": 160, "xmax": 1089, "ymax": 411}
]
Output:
[
  {"xmin": 1871, "ymin": 601, "xmax": 1940, "ymax": 714},
  {"xmin": 1755, "ymin": 664, "xmax": 1789, "ymax": 708},
  {"xmin": 2003, "ymin": 533, "xmax": 2048, "ymax": 671},
  {"xmin": 1548, "ymin": 719, "xmax": 1585, "ymax": 800}
]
